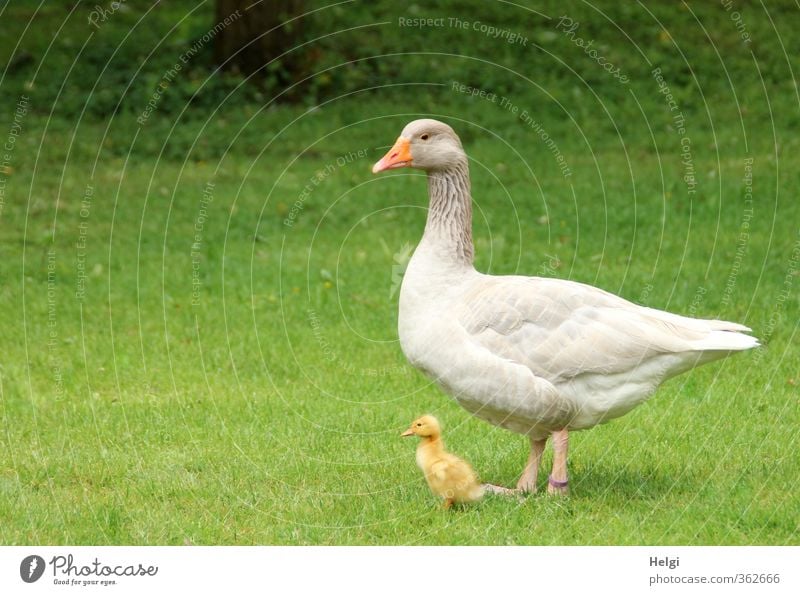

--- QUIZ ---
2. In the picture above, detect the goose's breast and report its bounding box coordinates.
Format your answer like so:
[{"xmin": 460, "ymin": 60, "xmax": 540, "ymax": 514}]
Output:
[
  {"xmin": 397, "ymin": 251, "xmax": 472, "ymax": 367},
  {"xmin": 397, "ymin": 286, "xmax": 453, "ymax": 373}
]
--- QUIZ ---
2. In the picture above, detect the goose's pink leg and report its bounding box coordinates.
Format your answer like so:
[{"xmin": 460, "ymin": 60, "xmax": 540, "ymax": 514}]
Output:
[
  {"xmin": 516, "ymin": 436, "xmax": 547, "ymax": 492},
  {"xmin": 482, "ymin": 483, "xmax": 518, "ymax": 496},
  {"xmin": 547, "ymin": 429, "xmax": 569, "ymax": 495}
]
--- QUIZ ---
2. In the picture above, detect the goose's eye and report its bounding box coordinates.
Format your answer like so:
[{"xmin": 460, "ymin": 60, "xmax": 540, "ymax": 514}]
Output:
[
  {"xmin": 420, "ymin": 134, "xmax": 429, "ymax": 141},
  {"xmin": 416, "ymin": 423, "xmax": 422, "ymax": 427}
]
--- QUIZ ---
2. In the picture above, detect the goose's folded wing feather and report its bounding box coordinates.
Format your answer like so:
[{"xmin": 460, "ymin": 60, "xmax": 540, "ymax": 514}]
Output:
[{"xmin": 456, "ymin": 275, "xmax": 754, "ymax": 383}]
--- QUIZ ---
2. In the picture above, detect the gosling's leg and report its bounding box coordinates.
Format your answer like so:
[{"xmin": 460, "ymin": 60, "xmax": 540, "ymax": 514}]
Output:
[
  {"xmin": 516, "ymin": 435, "xmax": 547, "ymax": 492},
  {"xmin": 547, "ymin": 428, "xmax": 569, "ymax": 495},
  {"xmin": 443, "ymin": 498, "xmax": 454, "ymax": 510}
]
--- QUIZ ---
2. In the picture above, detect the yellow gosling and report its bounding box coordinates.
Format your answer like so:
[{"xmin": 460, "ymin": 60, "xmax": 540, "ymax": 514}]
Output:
[{"xmin": 401, "ymin": 415, "xmax": 484, "ymax": 509}]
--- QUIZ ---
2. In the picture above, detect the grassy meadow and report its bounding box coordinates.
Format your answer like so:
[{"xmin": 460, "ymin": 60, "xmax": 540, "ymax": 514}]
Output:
[{"xmin": 0, "ymin": 1, "xmax": 798, "ymax": 545}]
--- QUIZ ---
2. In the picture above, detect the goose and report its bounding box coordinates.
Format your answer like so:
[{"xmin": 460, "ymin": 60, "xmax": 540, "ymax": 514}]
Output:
[
  {"xmin": 372, "ymin": 119, "xmax": 758, "ymax": 494},
  {"xmin": 401, "ymin": 414, "xmax": 484, "ymax": 509}
]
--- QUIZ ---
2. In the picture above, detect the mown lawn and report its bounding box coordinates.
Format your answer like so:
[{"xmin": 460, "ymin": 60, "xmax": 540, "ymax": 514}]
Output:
[{"xmin": 0, "ymin": 1, "xmax": 798, "ymax": 545}]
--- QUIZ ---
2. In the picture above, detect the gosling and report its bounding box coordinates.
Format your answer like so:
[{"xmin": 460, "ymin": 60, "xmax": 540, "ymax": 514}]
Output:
[{"xmin": 401, "ymin": 415, "xmax": 484, "ymax": 509}]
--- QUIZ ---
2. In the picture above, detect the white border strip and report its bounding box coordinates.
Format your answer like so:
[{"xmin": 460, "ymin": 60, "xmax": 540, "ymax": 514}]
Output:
[{"xmin": 1, "ymin": 546, "xmax": 797, "ymax": 594}]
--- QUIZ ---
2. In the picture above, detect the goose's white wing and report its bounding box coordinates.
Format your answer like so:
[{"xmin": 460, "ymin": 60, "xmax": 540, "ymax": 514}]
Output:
[{"xmin": 457, "ymin": 275, "xmax": 757, "ymax": 385}]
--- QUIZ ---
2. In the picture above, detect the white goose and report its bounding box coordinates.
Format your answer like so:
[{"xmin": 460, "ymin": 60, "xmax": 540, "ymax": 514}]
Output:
[{"xmin": 372, "ymin": 119, "xmax": 758, "ymax": 494}]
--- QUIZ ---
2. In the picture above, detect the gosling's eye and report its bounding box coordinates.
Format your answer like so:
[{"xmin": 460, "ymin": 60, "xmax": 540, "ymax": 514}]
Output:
[
  {"xmin": 416, "ymin": 423, "xmax": 422, "ymax": 427},
  {"xmin": 420, "ymin": 134, "xmax": 429, "ymax": 141}
]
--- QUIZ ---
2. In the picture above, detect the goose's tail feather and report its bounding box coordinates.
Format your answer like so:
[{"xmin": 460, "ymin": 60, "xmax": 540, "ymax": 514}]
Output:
[
  {"xmin": 704, "ymin": 319, "xmax": 752, "ymax": 333},
  {"xmin": 693, "ymin": 329, "xmax": 760, "ymax": 352}
]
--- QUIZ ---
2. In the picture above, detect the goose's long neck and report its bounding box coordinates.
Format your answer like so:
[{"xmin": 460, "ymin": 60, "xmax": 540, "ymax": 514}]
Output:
[{"xmin": 423, "ymin": 162, "xmax": 474, "ymax": 266}]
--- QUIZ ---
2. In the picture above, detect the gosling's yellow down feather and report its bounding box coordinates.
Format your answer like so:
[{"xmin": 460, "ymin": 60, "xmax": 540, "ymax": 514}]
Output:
[{"xmin": 401, "ymin": 415, "xmax": 484, "ymax": 509}]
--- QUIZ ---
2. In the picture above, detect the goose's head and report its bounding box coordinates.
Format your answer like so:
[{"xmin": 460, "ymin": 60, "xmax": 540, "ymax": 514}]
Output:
[
  {"xmin": 372, "ymin": 119, "xmax": 465, "ymax": 174},
  {"xmin": 401, "ymin": 414, "xmax": 442, "ymax": 439}
]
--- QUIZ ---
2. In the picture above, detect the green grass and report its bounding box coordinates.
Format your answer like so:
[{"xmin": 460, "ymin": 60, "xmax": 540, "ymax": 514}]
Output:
[{"xmin": 0, "ymin": 1, "xmax": 798, "ymax": 545}]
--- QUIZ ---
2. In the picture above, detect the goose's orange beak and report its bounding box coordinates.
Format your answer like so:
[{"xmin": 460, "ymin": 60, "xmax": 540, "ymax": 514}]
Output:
[
  {"xmin": 401, "ymin": 428, "xmax": 415, "ymax": 437},
  {"xmin": 372, "ymin": 137, "xmax": 412, "ymax": 173}
]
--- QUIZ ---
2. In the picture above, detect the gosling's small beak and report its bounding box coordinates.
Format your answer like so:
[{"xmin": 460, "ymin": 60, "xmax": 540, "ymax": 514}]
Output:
[
  {"xmin": 372, "ymin": 136, "xmax": 412, "ymax": 173},
  {"xmin": 401, "ymin": 428, "xmax": 414, "ymax": 437}
]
